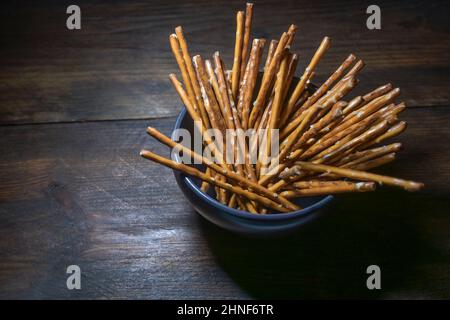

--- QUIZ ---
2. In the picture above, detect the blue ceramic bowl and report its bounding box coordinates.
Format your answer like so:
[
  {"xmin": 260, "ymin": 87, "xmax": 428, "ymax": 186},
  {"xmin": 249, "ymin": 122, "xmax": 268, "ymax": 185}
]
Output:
[{"xmin": 171, "ymin": 107, "xmax": 334, "ymax": 235}]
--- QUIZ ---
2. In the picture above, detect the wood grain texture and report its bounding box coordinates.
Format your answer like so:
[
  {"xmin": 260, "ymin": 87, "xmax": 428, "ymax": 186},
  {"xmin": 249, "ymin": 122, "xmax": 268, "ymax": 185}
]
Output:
[
  {"xmin": 0, "ymin": 107, "xmax": 449, "ymax": 299},
  {"xmin": 0, "ymin": 0, "xmax": 449, "ymax": 124}
]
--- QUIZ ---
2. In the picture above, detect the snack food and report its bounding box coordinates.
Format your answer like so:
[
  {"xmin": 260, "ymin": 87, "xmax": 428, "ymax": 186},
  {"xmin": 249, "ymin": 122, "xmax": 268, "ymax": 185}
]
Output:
[{"xmin": 141, "ymin": 3, "xmax": 424, "ymax": 214}]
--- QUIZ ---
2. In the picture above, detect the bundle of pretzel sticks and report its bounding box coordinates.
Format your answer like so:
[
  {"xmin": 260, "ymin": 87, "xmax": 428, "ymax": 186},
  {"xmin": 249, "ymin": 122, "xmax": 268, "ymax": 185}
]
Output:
[{"xmin": 140, "ymin": 3, "xmax": 424, "ymax": 214}]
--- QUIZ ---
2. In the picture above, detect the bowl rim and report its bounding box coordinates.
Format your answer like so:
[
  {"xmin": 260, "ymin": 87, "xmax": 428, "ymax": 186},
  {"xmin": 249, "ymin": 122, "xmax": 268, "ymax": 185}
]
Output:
[{"xmin": 172, "ymin": 107, "xmax": 334, "ymax": 221}]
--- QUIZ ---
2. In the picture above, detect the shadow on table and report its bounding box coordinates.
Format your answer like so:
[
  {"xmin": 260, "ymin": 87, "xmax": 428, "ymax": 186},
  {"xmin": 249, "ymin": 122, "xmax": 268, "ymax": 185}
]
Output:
[{"xmin": 198, "ymin": 189, "xmax": 449, "ymax": 299}]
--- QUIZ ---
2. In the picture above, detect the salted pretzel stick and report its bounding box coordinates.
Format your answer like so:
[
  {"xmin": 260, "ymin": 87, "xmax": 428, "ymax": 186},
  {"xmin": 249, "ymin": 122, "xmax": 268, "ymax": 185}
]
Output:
[
  {"xmin": 231, "ymin": 11, "xmax": 245, "ymax": 100},
  {"xmin": 258, "ymin": 51, "xmax": 290, "ymax": 177},
  {"xmin": 282, "ymin": 75, "xmax": 358, "ymax": 147},
  {"xmin": 140, "ymin": 150, "xmax": 292, "ymax": 212},
  {"xmin": 337, "ymin": 142, "xmax": 402, "ymax": 167},
  {"xmin": 339, "ymin": 84, "xmax": 393, "ymax": 117},
  {"xmin": 286, "ymin": 24, "xmax": 299, "ymax": 46},
  {"xmin": 286, "ymin": 102, "xmax": 345, "ymax": 155},
  {"xmin": 342, "ymin": 96, "xmax": 364, "ymax": 115},
  {"xmin": 267, "ymin": 50, "xmax": 289, "ymax": 139},
  {"xmin": 344, "ymin": 59, "xmax": 365, "ymax": 78},
  {"xmin": 296, "ymin": 54, "xmax": 357, "ymax": 118},
  {"xmin": 214, "ymin": 52, "xmax": 256, "ymax": 209},
  {"xmin": 216, "ymin": 53, "xmax": 259, "ymax": 213},
  {"xmin": 282, "ymin": 53, "xmax": 299, "ymax": 99},
  {"xmin": 301, "ymin": 103, "xmax": 392, "ymax": 160},
  {"xmin": 205, "ymin": 59, "xmax": 225, "ymax": 116},
  {"xmin": 291, "ymin": 180, "xmax": 360, "ymax": 189},
  {"xmin": 294, "ymin": 161, "xmax": 424, "ymax": 191},
  {"xmin": 193, "ymin": 55, "xmax": 227, "ymax": 135},
  {"xmin": 319, "ymin": 88, "xmax": 401, "ymax": 142},
  {"xmin": 351, "ymin": 153, "xmax": 396, "ymax": 171},
  {"xmin": 280, "ymin": 182, "xmax": 375, "ymax": 198},
  {"xmin": 239, "ymin": 3, "xmax": 254, "ymax": 84},
  {"xmin": 313, "ymin": 118, "xmax": 394, "ymax": 164},
  {"xmin": 248, "ymin": 31, "xmax": 289, "ymax": 128},
  {"xmin": 169, "ymin": 34, "xmax": 199, "ymax": 116},
  {"xmin": 358, "ymin": 121, "xmax": 407, "ymax": 150},
  {"xmin": 383, "ymin": 102, "xmax": 406, "ymax": 118},
  {"xmin": 239, "ymin": 39, "xmax": 264, "ymax": 129},
  {"xmin": 362, "ymin": 83, "xmax": 393, "ymax": 102},
  {"xmin": 284, "ymin": 37, "xmax": 331, "ymax": 121},
  {"xmin": 175, "ymin": 27, "xmax": 210, "ymax": 130},
  {"xmin": 264, "ymin": 40, "xmax": 278, "ymax": 72},
  {"xmin": 146, "ymin": 127, "xmax": 299, "ymax": 211},
  {"xmin": 281, "ymin": 70, "xmax": 357, "ymax": 140},
  {"xmin": 170, "ymin": 73, "xmax": 229, "ymax": 200}
]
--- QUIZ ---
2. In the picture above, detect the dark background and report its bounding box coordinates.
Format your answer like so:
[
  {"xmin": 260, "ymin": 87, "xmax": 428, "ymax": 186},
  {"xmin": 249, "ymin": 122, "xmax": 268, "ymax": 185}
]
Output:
[{"xmin": 0, "ymin": 0, "xmax": 449, "ymax": 299}]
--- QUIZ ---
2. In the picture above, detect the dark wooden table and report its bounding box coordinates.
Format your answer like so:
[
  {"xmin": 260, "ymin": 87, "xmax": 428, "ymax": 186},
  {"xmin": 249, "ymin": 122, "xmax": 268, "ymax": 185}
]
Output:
[{"xmin": 0, "ymin": 0, "xmax": 449, "ymax": 299}]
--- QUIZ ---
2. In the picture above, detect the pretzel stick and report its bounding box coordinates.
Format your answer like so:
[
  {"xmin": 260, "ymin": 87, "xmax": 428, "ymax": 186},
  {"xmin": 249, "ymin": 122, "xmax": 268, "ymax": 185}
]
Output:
[
  {"xmin": 170, "ymin": 73, "xmax": 229, "ymax": 200},
  {"xmin": 294, "ymin": 161, "xmax": 424, "ymax": 191},
  {"xmin": 175, "ymin": 27, "xmax": 210, "ymax": 129},
  {"xmin": 214, "ymin": 51, "xmax": 257, "ymax": 209},
  {"xmin": 239, "ymin": 39, "xmax": 264, "ymax": 129},
  {"xmin": 280, "ymin": 182, "xmax": 376, "ymax": 198},
  {"xmin": 281, "ymin": 69, "xmax": 357, "ymax": 140},
  {"xmin": 146, "ymin": 127, "xmax": 300, "ymax": 211},
  {"xmin": 319, "ymin": 88, "xmax": 401, "ymax": 142},
  {"xmin": 287, "ymin": 101, "xmax": 345, "ymax": 152},
  {"xmin": 140, "ymin": 150, "xmax": 292, "ymax": 212},
  {"xmin": 169, "ymin": 34, "xmax": 199, "ymax": 116},
  {"xmin": 295, "ymin": 54, "xmax": 357, "ymax": 119},
  {"xmin": 258, "ymin": 50, "xmax": 290, "ymax": 177},
  {"xmin": 231, "ymin": 11, "xmax": 245, "ymax": 100},
  {"xmin": 248, "ymin": 32, "xmax": 289, "ymax": 128},
  {"xmin": 205, "ymin": 59, "xmax": 225, "ymax": 116},
  {"xmin": 342, "ymin": 96, "xmax": 363, "ymax": 115},
  {"xmin": 239, "ymin": 3, "xmax": 254, "ymax": 85},
  {"xmin": 286, "ymin": 24, "xmax": 299, "ymax": 46},
  {"xmin": 313, "ymin": 117, "xmax": 394, "ymax": 164},
  {"xmin": 264, "ymin": 40, "xmax": 278, "ymax": 72},
  {"xmin": 358, "ymin": 121, "xmax": 407, "ymax": 150},
  {"xmin": 291, "ymin": 180, "xmax": 360, "ymax": 189},
  {"xmin": 193, "ymin": 55, "xmax": 227, "ymax": 135},
  {"xmin": 337, "ymin": 142, "xmax": 402, "ymax": 167},
  {"xmin": 362, "ymin": 83, "xmax": 393, "ymax": 102},
  {"xmin": 351, "ymin": 153, "xmax": 396, "ymax": 171},
  {"xmin": 283, "ymin": 37, "xmax": 331, "ymax": 123},
  {"xmin": 282, "ymin": 75, "xmax": 358, "ymax": 149}
]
